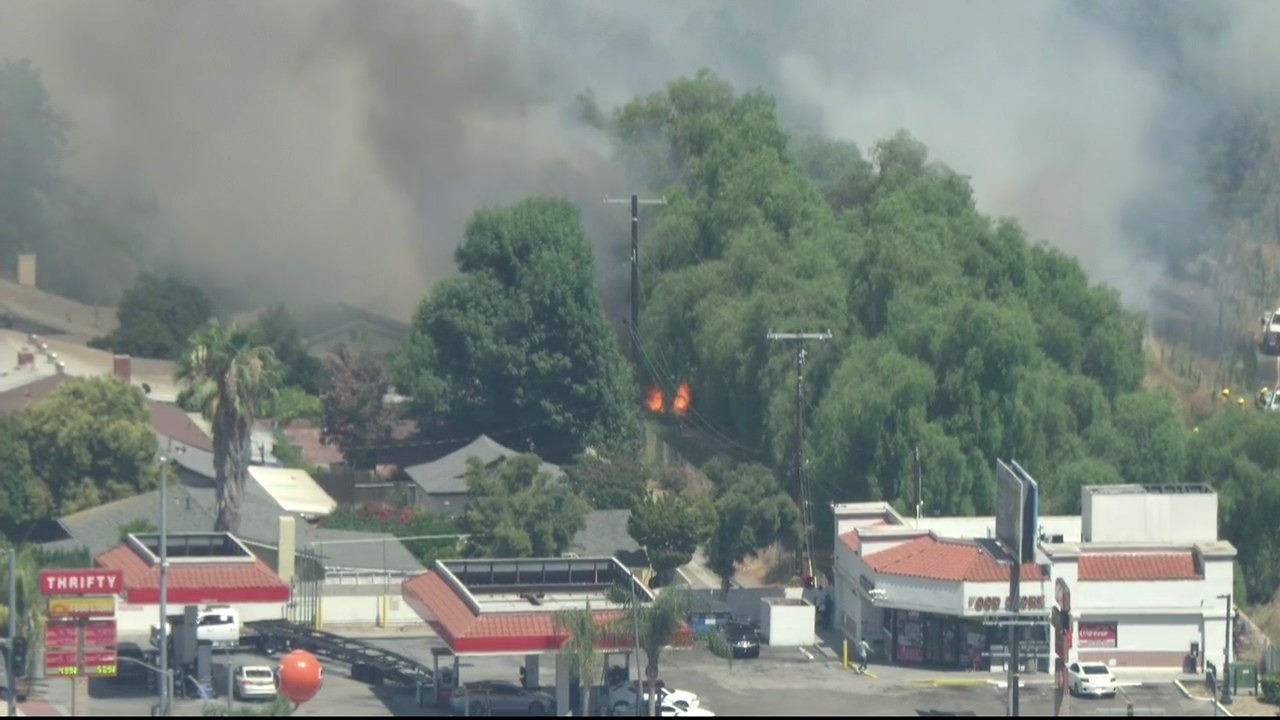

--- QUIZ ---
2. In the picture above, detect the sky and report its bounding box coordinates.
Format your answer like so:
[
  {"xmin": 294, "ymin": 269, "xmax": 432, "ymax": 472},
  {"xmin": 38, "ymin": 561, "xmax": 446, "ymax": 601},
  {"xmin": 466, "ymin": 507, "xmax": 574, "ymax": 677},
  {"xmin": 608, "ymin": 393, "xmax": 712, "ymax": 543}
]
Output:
[{"xmin": 2, "ymin": 0, "xmax": 1276, "ymax": 317}]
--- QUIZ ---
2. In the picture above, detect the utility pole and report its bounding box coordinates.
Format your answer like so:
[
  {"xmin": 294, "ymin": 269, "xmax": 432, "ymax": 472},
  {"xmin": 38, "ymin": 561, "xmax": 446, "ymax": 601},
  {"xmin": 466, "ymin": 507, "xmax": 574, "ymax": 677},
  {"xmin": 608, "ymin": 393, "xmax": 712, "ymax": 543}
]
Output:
[
  {"xmin": 766, "ymin": 331, "xmax": 832, "ymax": 581},
  {"xmin": 7, "ymin": 547, "xmax": 15, "ymax": 719},
  {"xmin": 157, "ymin": 437, "xmax": 182, "ymax": 717},
  {"xmin": 913, "ymin": 446, "xmax": 923, "ymax": 527},
  {"xmin": 605, "ymin": 195, "xmax": 667, "ymax": 368}
]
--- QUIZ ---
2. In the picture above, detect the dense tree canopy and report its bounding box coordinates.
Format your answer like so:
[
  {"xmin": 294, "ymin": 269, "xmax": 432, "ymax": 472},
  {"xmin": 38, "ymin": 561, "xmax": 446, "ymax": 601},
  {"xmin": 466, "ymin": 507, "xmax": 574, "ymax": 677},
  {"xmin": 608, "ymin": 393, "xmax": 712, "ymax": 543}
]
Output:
[
  {"xmin": 321, "ymin": 344, "xmax": 395, "ymax": 469},
  {"xmin": 16, "ymin": 377, "xmax": 157, "ymax": 517},
  {"xmin": 604, "ymin": 70, "xmax": 1149, "ymax": 536},
  {"xmin": 91, "ymin": 272, "xmax": 212, "ymax": 359},
  {"xmin": 250, "ymin": 304, "xmax": 323, "ymax": 394},
  {"xmin": 395, "ymin": 197, "xmax": 639, "ymax": 463},
  {"xmin": 461, "ymin": 454, "xmax": 589, "ymax": 558}
]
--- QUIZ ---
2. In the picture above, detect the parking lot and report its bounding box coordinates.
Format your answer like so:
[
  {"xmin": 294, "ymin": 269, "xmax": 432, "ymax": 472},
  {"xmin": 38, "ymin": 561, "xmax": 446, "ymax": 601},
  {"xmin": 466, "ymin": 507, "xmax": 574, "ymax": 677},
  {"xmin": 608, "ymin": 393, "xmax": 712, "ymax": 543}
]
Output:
[{"xmin": 25, "ymin": 634, "xmax": 1221, "ymax": 716}]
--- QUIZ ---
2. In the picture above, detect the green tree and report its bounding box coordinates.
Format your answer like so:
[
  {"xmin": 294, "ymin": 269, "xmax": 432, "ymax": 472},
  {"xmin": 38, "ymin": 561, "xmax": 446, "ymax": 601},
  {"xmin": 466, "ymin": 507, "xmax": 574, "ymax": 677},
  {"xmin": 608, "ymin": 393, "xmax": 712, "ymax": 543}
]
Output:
[
  {"xmin": 179, "ymin": 320, "xmax": 283, "ymax": 533},
  {"xmin": 19, "ymin": 377, "xmax": 156, "ymax": 516},
  {"xmin": 266, "ymin": 386, "xmax": 322, "ymax": 426},
  {"xmin": 553, "ymin": 605, "xmax": 602, "ymax": 717},
  {"xmin": 91, "ymin": 273, "xmax": 212, "ymax": 359},
  {"xmin": 0, "ymin": 417, "xmax": 51, "ymax": 534},
  {"xmin": 703, "ymin": 459, "xmax": 799, "ymax": 598},
  {"xmin": 250, "ymin": 304, "xmax": 323, "ymax": 393},
  {"xmin": 608, "ymin": 586, "xmax": 708, "ymax": 718},
  {"xmin": 0, "ymin": 59, "xmax": 69, "ymax": 269},
  {"xmin": 320, "ymin": 344, "xmax": 394, "ymax": 469},
  {"xmin": 461, "ymin": 455, "xmax": 589, "ymax": 558},
  {"xmin": 396, "ymin": 197, "xmax": 638, "ymax": 463},
  {"xmin": 1104, "ymin": 392, "xmax": 1187, "ymax": 486},
  {"xmin": 565, "ymin": 450, "xmax": 650, "ymax": 511},
  {"xmin": 627, "ymin": 492, "xmax": 714, "ymax": 585}
]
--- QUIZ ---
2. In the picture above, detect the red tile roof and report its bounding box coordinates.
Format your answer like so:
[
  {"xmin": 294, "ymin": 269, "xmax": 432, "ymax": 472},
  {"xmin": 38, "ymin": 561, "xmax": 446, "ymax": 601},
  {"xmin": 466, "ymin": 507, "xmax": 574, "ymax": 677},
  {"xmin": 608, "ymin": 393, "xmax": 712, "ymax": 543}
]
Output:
[
  {"xmin": 402, "ymin": 571, "xmax": 648, "ymax": 654},
  {"xmin": 865, "ymin": 535, "xmax": 1044, "ymax": 583},
  {"xmin": 1077, "ymin": 552, "xmax": 1201, "ymax": 582},
  {"xmin": 838, "ymin": 521, "xmax": 892, "ymax": 553},
  {"xmin": 0, "ymin": 374, "xmax": 70, "ymax": 415},
  {"xmin": 96, "ymin": 545, "xmax": 290, "ymax": 604},
  {"xmin": 282, "ymin": 426, "xmax": 345, "ymax": 466}
]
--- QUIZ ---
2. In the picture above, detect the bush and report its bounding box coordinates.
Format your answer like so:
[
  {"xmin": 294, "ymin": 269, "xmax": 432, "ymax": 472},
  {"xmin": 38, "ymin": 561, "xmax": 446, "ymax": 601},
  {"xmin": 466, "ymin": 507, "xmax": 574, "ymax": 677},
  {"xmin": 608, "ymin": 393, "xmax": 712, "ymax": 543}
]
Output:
[
  {"xmin": 203, "ymin": 697, "xmax": 294, "ymax": 716},
  {"xmin": 1262, "ymin": 673, "xmax": 1280, "ymax": 704}
]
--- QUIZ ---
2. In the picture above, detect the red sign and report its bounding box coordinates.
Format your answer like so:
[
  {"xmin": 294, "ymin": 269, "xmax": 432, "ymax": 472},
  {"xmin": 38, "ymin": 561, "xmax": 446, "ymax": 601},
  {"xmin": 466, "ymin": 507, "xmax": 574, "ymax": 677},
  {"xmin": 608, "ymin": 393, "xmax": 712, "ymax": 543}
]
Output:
[
  {"xmin": 40, "ymin": 570, "xmax": 123, "ymax": 597},
  {"xmin": 1078, "ymin": 622, "xmax": 1118, "ymax": 648},
  {"xmin": 45, "ymin": 621, "xmax": 116, "ymax": 650}
]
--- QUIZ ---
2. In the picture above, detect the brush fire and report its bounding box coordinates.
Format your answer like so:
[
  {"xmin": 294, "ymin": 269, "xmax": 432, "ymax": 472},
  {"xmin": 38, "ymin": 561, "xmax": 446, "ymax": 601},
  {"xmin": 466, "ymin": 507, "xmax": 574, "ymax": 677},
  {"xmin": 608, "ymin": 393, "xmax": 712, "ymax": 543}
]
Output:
[{"xmin": 645, "ymin": 381, "xmax": 692, "ymax": 417}]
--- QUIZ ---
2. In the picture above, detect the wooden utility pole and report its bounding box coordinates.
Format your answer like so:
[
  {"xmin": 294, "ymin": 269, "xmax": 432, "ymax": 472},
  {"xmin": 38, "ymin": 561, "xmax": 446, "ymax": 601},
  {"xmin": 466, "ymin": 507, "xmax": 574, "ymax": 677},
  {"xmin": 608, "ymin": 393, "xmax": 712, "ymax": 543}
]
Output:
[
  {"xmin": 605, "ymin": 195, "xmax": 667, "ymax": 368},
  {"xmin": 766, "ymin": 331, "xmax": 832, "ymax": 580}
]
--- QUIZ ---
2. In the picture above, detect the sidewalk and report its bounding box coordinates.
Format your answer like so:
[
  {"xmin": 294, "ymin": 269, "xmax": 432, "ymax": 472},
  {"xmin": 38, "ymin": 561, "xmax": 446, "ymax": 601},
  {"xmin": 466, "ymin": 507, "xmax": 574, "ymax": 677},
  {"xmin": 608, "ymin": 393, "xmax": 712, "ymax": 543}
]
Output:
[{"xmin": 16, "ymin": 697, "xmax": 66, "ymax": 717}]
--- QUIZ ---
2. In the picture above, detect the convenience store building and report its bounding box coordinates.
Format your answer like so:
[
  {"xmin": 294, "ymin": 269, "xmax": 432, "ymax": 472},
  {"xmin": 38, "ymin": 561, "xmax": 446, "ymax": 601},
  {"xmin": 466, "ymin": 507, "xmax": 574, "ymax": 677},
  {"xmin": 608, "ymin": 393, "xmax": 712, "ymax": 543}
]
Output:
[{"xmin": 831, "ymin": 484, "xmax": 1236, "ymax": 672}]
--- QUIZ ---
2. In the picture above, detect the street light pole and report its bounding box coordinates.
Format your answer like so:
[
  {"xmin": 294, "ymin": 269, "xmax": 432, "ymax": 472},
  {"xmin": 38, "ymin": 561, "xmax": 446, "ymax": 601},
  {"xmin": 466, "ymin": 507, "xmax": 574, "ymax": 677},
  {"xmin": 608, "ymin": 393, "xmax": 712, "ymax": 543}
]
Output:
[
  {"xmin": 7, "ymin": 547, "xmax": 15, "ymax": 719},
  {"xmin": 158, "ymin": 437, "xmax": 173, "ymax": 717},
  {"xmin": 1219, "ymin": 593, "xmax": 1233, "ymax": 706}
]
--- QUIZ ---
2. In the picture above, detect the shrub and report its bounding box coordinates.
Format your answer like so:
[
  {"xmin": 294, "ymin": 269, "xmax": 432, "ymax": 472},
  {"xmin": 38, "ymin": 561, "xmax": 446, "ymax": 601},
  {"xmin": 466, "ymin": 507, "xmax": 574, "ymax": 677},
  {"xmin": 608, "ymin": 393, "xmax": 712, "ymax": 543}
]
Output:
[{"xmin": 1261, "ymin": 673, "xmax": 1280, "ymax": 704}]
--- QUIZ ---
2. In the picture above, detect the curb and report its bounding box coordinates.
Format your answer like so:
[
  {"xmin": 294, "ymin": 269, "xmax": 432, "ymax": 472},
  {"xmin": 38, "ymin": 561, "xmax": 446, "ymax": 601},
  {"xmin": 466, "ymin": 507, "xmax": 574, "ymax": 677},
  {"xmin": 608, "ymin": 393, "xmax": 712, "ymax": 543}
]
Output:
[{"xmin": 1173, "ymin": 679, "xmax": 1233, "ymax": 716}]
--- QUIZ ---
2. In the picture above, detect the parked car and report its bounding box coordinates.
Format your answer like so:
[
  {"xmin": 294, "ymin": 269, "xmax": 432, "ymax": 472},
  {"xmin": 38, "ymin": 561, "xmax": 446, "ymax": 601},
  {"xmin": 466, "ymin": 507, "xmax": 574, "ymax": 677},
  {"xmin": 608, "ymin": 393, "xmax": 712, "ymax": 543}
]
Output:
[
  {"xmin": 113, "ymin": 642, "xmax": 149, "ymax": 684},
  {"xmin": 150, "ymin": 606, "xmax": 241, "ymax": 650},
  {"xmin": 450, "ymin": 681, "xmax": 554, "ymax": 716},
  {"xmin": 1262, "ymin": 310, "xmax": 1280, "ymax": 356},
  {"xmin": 1067, "ymin": 662, "xmax": 1117, "ymax": 698},
  {"xmin": 721, "ymin": 621, "xmax": 761, "ymax": 659},
  {"xmin": 613, "ymin": 700, "xmax": 716, "ymax": 717},
  {"xmin": 233, "ymin": 665, "xmax": 277, "ymax": 701},
  {"xmin": 607, "ymin": 680, "xmax": 700, "ymax": 715}
]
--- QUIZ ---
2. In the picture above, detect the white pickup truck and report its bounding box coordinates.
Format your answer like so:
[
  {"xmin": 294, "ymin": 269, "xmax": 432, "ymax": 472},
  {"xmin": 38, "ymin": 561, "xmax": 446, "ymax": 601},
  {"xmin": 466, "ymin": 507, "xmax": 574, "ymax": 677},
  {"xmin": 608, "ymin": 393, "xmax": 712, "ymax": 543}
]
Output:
[{"xmin": 150, "ymin": 607, "xmax": 241, "ymax": 650}]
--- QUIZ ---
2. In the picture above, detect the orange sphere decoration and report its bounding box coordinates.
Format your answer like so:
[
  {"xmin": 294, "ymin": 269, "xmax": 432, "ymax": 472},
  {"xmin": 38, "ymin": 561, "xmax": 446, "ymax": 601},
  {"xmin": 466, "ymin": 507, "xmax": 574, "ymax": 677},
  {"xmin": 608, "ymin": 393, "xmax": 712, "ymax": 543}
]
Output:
[{"xmin": 277, "ymin": 649, "xmax": 324, "ymax": 705}]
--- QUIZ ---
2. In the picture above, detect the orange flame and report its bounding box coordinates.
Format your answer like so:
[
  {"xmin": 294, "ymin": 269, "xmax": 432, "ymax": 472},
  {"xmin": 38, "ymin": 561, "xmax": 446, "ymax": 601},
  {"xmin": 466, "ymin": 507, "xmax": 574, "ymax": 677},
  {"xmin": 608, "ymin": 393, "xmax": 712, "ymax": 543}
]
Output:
[
  {"xmin": 672, "ymin": 381, "xmax": 692, "ymax": 416},
  {"xmin": 646, "ymin": 386, "xmax": 665, "ymax": 413}
]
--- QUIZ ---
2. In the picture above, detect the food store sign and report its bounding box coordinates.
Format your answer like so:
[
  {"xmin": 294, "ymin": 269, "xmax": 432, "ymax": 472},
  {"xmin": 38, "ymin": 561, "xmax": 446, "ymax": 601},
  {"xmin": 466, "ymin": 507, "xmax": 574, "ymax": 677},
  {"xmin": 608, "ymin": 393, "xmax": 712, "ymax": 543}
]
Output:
[{"xmin": 968, "ymin": 595, "xmax": 1046, "ymax": 612}]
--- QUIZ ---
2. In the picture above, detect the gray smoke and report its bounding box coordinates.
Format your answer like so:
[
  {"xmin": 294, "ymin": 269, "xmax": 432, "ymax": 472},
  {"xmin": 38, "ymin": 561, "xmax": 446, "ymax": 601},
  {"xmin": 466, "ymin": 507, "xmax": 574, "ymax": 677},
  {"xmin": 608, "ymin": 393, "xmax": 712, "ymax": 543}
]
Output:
[{"xmin": 3, "ymin": 0, "xmax": 1277, "ymax": 317}]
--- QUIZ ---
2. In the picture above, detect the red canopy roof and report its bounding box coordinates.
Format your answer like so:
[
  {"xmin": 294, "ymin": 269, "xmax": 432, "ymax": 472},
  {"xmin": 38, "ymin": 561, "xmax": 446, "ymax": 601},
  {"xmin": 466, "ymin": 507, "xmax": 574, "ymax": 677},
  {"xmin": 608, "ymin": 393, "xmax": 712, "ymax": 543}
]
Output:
[
  {"xmin": 403, "ymin": 571, "xmax": 643, "ymax": 654},
  {"xmin": 97, "ymin": 545, "xmax": 290, "ymax": 604}
]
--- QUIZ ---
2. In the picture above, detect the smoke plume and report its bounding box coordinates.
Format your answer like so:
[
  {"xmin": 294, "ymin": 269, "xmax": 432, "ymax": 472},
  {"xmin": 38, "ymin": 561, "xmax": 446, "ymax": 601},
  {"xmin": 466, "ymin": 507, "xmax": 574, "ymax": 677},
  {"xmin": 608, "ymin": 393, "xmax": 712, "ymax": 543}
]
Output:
[{"xmin": 3, "ymin": 0, "xmax": 1277, "ymax": 317}]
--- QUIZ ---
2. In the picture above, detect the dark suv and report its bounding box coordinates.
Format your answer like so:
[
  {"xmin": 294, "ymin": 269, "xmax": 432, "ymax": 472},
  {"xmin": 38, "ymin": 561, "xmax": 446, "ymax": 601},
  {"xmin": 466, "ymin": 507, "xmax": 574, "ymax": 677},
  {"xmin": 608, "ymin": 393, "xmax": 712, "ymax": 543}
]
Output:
[{"xmin": 722, "ymin": 621, "xmax": 761, "ymax": 659}]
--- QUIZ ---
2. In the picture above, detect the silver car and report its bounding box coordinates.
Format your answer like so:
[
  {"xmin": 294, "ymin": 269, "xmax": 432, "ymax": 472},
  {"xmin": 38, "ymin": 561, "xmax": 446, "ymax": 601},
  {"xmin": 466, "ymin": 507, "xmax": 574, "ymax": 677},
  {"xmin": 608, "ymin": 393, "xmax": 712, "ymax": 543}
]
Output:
[
  {"xmin": 233, "ymin": 665, "xmax": 278, "ymax": 701},
  {"xmin": 451, "ymin": 681, "xmax": 555, "ymax": 716}
]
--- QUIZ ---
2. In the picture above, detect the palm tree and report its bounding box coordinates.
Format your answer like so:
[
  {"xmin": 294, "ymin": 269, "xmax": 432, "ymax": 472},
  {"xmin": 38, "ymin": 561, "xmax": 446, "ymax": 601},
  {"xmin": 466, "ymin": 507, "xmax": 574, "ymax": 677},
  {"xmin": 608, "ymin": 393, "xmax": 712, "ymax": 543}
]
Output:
[
  {"xmin": 179, "ymin": 320, "xmax": 282, "ymax": 533},
  {"xmin": 553, "ymin": 603, "xmax": 603, "ymax": 717},
  {"xmin": 610, "ymin": 585, "xmax": 728, "ymax": 717}
]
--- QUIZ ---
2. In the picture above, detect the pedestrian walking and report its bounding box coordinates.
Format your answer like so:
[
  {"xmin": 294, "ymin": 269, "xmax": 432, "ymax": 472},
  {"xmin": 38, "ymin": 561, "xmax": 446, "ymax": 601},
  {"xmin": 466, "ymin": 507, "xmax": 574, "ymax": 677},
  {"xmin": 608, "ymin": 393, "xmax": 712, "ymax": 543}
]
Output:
[{"xmin": 856, "ymin": 638, "xmax": 872, "ymax": 674}]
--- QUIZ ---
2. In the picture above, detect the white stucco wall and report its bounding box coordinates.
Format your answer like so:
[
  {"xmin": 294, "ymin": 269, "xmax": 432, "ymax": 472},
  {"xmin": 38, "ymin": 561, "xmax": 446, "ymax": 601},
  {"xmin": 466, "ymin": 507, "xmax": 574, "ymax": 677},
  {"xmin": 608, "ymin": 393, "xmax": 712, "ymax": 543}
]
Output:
[
  {"xmin": 318, "ymin": 592, "xmax": 424, "ymax": 627},
  {"xmin": 115, "ymin": 598, "xmax": 287, "ymax": 638}
]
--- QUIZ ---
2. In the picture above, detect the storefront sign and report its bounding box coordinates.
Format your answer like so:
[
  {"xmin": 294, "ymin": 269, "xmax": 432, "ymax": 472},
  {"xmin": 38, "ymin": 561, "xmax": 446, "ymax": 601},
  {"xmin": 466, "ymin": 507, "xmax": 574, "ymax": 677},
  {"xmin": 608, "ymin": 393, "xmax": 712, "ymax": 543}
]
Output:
[
  {"xmin": 968, "ymin": 595, "xmax": 1046, "ymax": 612},
  {"xmin": 40, "ymin": 569, "xmax": 122, "ymax": 596},
  {"xmin": 1077, "ymin": 622, "xmax": 1118, "ymax": 648},
  {"xmin": 47, "ymin": 596, "xmax": 115, "ymax": 619}
]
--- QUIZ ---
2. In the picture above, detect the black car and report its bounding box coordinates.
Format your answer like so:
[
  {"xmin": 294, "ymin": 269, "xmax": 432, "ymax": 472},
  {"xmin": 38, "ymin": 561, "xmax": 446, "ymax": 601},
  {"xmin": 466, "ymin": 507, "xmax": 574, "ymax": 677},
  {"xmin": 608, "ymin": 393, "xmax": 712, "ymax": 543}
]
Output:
[{"xmin": 722, "ymin": 621, "xmax": 761, "ymax": 659}]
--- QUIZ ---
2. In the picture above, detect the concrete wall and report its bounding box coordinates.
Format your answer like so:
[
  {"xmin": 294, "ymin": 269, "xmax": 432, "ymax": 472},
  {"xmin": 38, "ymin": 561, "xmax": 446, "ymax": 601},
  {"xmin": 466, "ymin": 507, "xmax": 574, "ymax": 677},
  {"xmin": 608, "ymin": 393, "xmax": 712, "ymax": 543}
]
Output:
[
  {"xmin": 686, "ymin": 587, "xmax": 786, "ymax": 623},
  {"xmin": 16, "ymin": 254, "xmax": 35, "ymax": 287},
  {"xmin": 760, "ymin": 598, "xmax": 815, "ymax": 646},
  {"xmin": 318, "ymin": 591, "xmax": 424, "ymax": 627},
  {"xmin": 1083, "ymin": 491, "xmax": 1217, "ymax": 544}
]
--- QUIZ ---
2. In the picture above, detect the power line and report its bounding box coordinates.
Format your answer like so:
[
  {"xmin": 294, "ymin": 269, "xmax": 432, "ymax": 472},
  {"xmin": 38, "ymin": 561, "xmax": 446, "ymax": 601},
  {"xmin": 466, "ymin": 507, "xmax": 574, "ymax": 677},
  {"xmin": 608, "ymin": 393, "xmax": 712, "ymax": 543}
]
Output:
[{"xmin": 767, "ymin": 330, "xmax": 833, "ymax": 582}]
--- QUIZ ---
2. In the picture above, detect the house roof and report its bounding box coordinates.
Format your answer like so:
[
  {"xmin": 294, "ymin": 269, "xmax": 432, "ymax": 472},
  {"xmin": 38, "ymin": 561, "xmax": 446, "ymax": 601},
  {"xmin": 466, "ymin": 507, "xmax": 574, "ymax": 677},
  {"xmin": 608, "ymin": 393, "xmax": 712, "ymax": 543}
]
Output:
[
  {"xmin": 0, "ymin": 373, "xmax": 69, "ymax": 414},
  {"xmin": 400, "ymin": 571, "xmax": 630, "ymax": 654},
  {"xmin": 281, "ymin": 425, "xmax": 345, "ymax": 467},
  {"xmin": 230, "ymin": 302, "xmax": 408, "ymax": 348},
  {"xmin": 864, "ymin": 534, "xmax": 1044, "ymax": 583},
  {"xmin": 246, "ymin": 466, "xmax": 336, "ymax": 518},
  {"xmin": 1077, "ymin": 552, "xmax": 1201, "ymax": 582},
  {"xmin": 0, "ymin": 278, "xmax": 119, "ymax": 336},
  {"xmin": 404, "ymin": 435, "xmax": 563, "ymax": 495},
  {"xmin": 304, "ymin": 527, "xmax": 425, "ymax": 574},
  {"xmin": 96, "ymin": 543, "xmax": 290, "ymax": 604},
  {"xmin": 0, "ymin": 330, "xmax": 181, "ymax": 401},
  {"xmin": 44, "ymin": 484, "xmax": 215, "ymax": 558},
  {"xmin": 149, "ymin": 401, "xmax": 213, "ymax": 452},
  {"xmin": 571, "ymin": 510, "xmax": 645, "ymax": 568}
]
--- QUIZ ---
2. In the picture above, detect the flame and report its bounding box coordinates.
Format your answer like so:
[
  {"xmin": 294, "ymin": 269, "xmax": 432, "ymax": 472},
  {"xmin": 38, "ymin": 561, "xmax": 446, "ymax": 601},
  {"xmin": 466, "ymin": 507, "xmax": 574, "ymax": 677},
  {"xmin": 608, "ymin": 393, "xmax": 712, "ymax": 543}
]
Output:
[
  {"xmin": 672, "ymin": 381, "xmax": 691, "ymax": 416},
  {"xmin": 646, "ymin": 386, "xmax": 665, "ymax": 413}
]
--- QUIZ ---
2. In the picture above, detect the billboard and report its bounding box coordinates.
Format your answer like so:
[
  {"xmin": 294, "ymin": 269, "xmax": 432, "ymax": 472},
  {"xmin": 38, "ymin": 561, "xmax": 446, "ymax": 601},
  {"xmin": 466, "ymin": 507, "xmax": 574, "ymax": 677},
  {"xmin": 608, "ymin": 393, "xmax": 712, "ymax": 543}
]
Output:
[
  {"xmin": 1078, "ymin": 622, "xmax": 1118, "ymax": 648},
  {"xmin": 995, "ymin": 459, "xmax": 1041, "ymax": 563}
]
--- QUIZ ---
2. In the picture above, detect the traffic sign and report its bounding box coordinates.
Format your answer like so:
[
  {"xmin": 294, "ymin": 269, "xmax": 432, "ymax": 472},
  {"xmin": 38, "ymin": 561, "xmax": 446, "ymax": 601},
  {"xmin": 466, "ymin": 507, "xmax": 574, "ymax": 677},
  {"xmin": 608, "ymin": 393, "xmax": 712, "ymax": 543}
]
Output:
[{"xmin": 40, "ymin": 569, "xmax": 122, "ymax": 597}]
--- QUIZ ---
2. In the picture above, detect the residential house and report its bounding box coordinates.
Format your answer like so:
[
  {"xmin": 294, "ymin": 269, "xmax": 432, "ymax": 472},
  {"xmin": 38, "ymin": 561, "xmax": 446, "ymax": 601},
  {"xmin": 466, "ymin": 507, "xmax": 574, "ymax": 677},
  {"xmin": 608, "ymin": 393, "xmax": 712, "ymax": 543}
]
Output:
[
  {"xmin": 0, "ymin": 329, "xmax": 181, "ymax": 401},
  {"xmin": 401, "ymin": 434, "xmax": 564, "ymax": 517},
  {"xmin": 569, "ymin": 509, "xmax": 647, "ymax": 571}
]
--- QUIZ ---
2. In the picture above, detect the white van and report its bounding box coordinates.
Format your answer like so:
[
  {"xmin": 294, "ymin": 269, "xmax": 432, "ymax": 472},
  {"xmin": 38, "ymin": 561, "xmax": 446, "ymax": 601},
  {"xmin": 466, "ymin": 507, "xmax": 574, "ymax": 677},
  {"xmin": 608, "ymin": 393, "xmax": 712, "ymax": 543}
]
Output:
[{"xmin": 150, "ymin": 606, "xmax": 241, "ymax": 650}]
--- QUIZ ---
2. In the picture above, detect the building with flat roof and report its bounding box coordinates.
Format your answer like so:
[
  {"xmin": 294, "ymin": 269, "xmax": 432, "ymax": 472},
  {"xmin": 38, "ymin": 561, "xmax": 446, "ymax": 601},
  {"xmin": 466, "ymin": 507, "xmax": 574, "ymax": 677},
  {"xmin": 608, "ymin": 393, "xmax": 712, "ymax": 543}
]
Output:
[{"xmin": 831, "ymin": 482, "xmax": 1236, "ymax": 673}]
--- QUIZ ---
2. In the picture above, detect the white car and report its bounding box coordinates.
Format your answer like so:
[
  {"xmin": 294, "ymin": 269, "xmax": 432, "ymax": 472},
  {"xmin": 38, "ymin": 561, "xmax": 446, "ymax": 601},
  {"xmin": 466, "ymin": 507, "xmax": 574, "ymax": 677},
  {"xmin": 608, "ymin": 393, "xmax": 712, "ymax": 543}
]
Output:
[
  {"xmin": 608, "ymin": 681, "xmax": 699, "ymax": 714},
  {"xmin": 613, "ymin": 700, "xmax": 715, "ymax": 717},
  {"xmin": 233, "ymin": 665, "xmax": 277, "ymax": 701},
  {"xmin": 1068, "ymin": 661, "xmax": 1117, "ymax": 698},
  {"xmin": 150, "ymin": 607, "xmax": 241, "ymax": 650}
]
